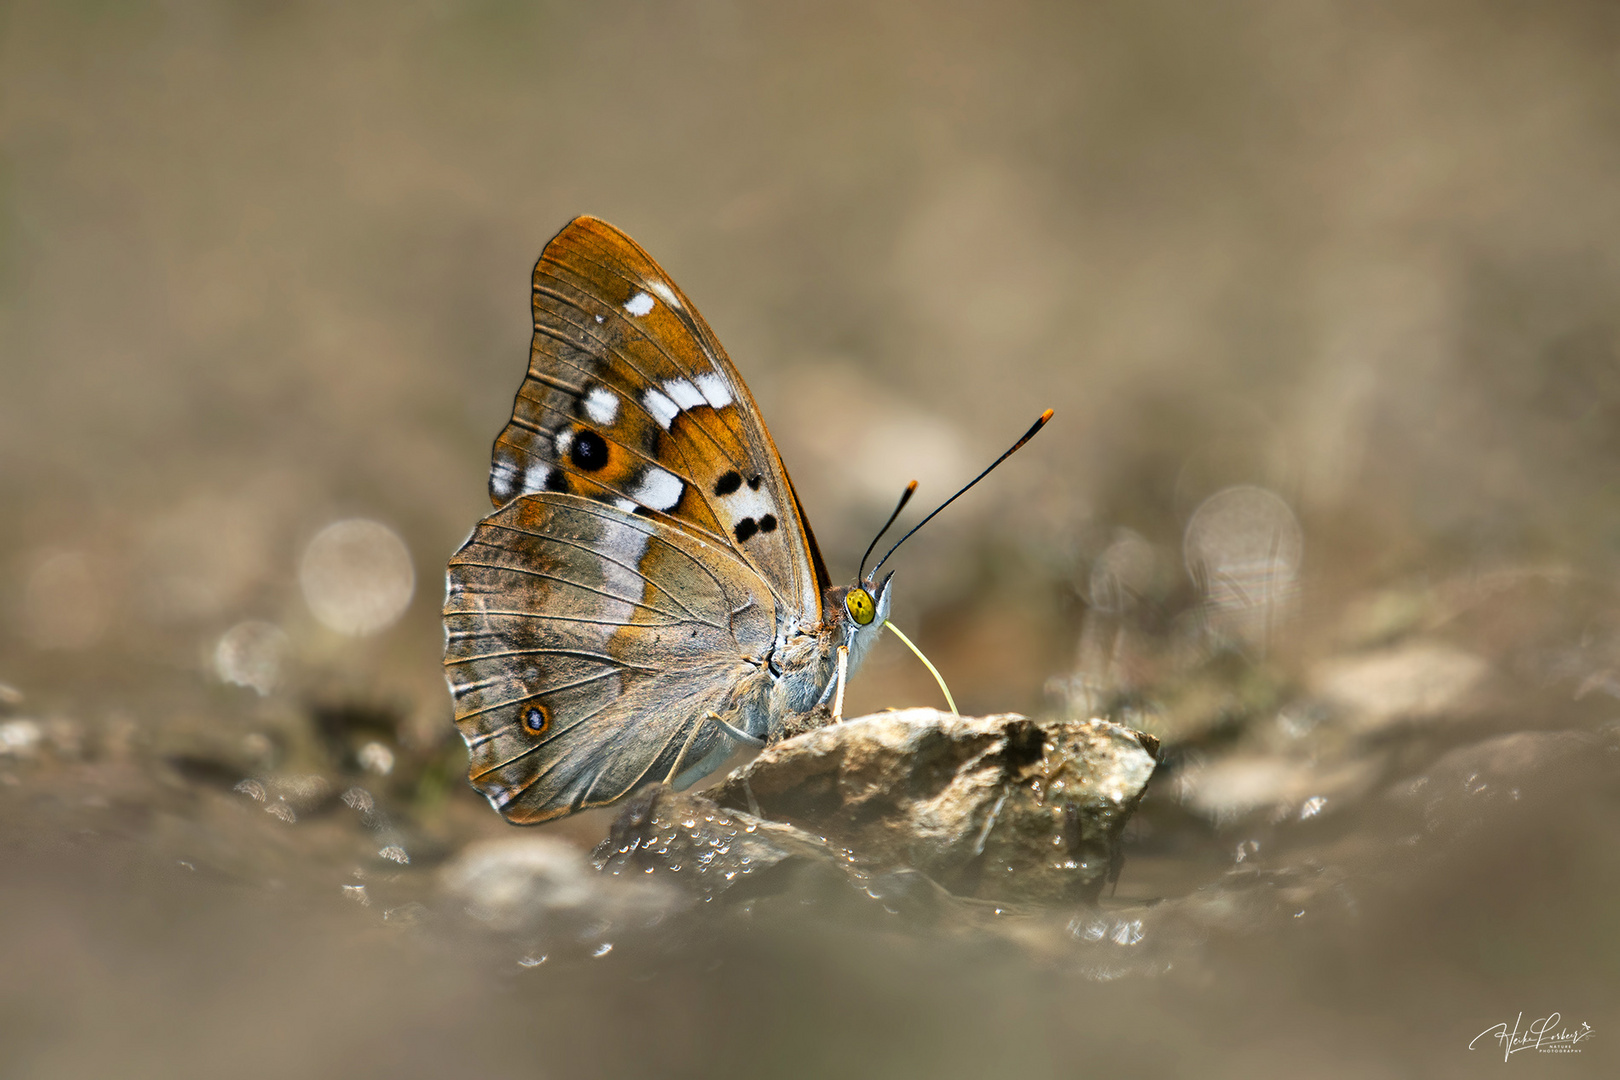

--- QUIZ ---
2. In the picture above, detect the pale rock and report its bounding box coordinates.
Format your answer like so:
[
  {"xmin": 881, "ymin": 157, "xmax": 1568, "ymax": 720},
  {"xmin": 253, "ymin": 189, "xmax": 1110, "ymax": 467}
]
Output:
[{"xmin": 705, "ymin": 708, "xmax": 1160, "ymax": 905}]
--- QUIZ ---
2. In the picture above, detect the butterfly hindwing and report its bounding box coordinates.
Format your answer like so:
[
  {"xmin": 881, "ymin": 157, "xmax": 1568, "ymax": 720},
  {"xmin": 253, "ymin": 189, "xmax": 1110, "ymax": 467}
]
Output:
[
  {"xmin": 486, "ymin": 216, "xmax": 827, "ymax": 620},
  {"xmin": 444, "ymin": 493, "xmax": 778, "ymax": 823}
]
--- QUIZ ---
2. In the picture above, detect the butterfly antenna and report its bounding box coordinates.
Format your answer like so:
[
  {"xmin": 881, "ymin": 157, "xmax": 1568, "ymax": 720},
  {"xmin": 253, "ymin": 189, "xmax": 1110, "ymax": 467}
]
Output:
[
  {"xmin": 858, "ymin": 480, "xmax": 918, "ymax": 581},
  {"xmin": 869, "ymin": 409, "xmax": 1054, "ymax": 578}
]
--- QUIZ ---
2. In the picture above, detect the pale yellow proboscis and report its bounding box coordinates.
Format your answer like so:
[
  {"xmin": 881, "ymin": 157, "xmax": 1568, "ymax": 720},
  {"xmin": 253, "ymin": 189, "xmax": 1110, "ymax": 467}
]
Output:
[{"xmin": 881, "ymin": 620, "xmax": 958, "ymax": 716}]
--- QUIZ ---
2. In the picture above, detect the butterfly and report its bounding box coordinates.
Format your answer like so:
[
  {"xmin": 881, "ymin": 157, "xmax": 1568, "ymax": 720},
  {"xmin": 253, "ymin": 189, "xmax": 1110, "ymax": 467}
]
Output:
[
  {"xmin": 443, "ymin": 217, "xmax": 1051, "ymax": 825},
  {"xmin": 442, "ymin": 216, "xmax": 896, "ymax": 824}
]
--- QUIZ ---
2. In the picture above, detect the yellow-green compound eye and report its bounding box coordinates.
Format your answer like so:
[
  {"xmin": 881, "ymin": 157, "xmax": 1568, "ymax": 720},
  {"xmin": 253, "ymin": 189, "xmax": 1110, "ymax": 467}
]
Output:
[{"xmin": 845, "ymin": 587, "xmax": 876, "ymax": 626}]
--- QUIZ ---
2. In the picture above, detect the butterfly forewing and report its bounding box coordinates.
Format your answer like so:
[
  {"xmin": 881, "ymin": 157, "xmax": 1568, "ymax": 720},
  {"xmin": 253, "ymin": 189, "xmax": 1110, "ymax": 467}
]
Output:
[
  {"xmin": 488, "ymin": 216, "xmax": 825, "ymax": 620},
  {"xmin": 445, "ymin": 493, "xmax": 777, "ymax": 822}
]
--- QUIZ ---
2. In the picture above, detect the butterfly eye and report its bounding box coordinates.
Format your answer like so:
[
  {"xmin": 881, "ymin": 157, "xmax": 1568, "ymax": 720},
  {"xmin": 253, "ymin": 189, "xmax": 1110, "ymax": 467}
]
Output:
[
  {"xmin": 845, "ymin": 588, "xmax": 876, "ymax": 626},
  {"xmin": 523, "ymin": 705, "xmax": 551, "ymax": 734}
]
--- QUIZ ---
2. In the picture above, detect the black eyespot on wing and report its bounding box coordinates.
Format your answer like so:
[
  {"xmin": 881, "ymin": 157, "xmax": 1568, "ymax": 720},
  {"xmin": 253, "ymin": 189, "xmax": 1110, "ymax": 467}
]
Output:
[
  {"xmin": 758, "ymin": 513, "xmax": 777, "ymax": 533},
  {"xmin": 734, "ymin": 517, "xmax": 758, "ymax": 543},
  {"xmin": 545, "ymin": 469, "xmax": 570, "ymax": 493},
  {"xmin": 523, "ymin": 705, "xmax": 551, "ymax": 734},
  {"xmin": 570, "ymin": 429, "xmax": 609, "ymax": 471},
  {"xmin": 747, "ymin": 475, "xmax": 762, "ymax": 491},
  {"xmin": 714, "ymin": 470, "xmax": 742, "ymax": 496}
]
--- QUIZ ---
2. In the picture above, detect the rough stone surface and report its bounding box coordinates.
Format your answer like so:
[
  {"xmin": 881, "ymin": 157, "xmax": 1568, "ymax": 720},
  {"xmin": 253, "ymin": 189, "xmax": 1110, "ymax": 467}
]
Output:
[
  {"xmin": 706, "ymin": 708, "xmax": 1161, "ymax": 905},
  {"xmin": 593, "ymin": 785, "xmax": 860, "ymax": 903}
]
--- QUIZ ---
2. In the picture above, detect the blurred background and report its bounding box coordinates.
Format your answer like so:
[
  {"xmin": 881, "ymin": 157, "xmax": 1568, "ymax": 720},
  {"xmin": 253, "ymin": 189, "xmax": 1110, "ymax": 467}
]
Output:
[{"xmin": 3, "ymin": 1, "xmax": 1619, "ymax": 1076}]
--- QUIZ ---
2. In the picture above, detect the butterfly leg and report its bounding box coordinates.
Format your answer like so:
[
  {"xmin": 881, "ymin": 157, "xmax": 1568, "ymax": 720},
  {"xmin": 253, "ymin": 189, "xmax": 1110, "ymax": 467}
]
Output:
[
  {"xmin": 831, "ymin": 645, "xmax": 849, "ymax": 723},
  {"xmin": 663, "ymin": 711, "xmax": 766, "ymax": 789},
  {"xmin": 664, "ymin": 718, "xmax": 710, "ymax": 787},
  {"xmin": 706, "ymin": 712, "xmax": 766, "ymax": 749}
]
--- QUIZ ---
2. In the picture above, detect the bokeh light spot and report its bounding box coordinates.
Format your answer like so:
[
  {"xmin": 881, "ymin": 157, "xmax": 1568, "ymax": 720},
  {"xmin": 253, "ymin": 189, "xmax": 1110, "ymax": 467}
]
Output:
[
  {"xmin": 213, "ymin": 620, "xmax": 288, "ymax": 696},
  {"xmin": 1183, "ymin": 486, "xmax": 1303, "ymax": 648},
  {"xmin": 299, "ymin": 519, "xmax": 415, "ymax": 636}
]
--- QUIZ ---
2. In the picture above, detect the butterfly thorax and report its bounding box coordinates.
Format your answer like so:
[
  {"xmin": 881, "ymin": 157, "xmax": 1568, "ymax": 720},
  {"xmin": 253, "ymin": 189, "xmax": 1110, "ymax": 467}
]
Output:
[{"xmin": 753, "ymin": 575, "xmax": 887, "ymax": 742}]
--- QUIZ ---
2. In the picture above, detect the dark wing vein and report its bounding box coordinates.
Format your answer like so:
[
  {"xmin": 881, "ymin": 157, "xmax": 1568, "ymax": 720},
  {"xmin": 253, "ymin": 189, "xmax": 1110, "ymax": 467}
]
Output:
[
  {"xmin": 532, "ymin": 280, "xmax": 762, "ymax": 482},
  {"xmin": 501, "ymin": 392, "xmax": 732, "ymax": 545},
  {"xmin": 495, "ymin": 498, "xmax": 745, "ymax": 614},
  {"xmin": 471, "ymin": 691, "xmax": 619, "ymax": 787},
  {"xmin": 530, "ymin": 303, "xmax": 755, "ymax": 482},
  {"xmin": 450, "ymin": 674, "xmax": 505, "ymax": 698},
  {"xmin": 460, "ymin": 722, "xmax": 513, "ymax": 747},
  {"xmin": 549, "ymin": 243, "xmax": 761, "ymax": 462},
  {"xmin": 472, "ymin": 520, "xmax": 713, "ymax": 626},
  {"xmin": 446, "ymin": 559, "xmax": 689, "ymax": 622},
  {"xmin": 445, "ymin": 609, "xmax": 679, "ymax": 628},
  {"xmin": 444, "ymin": 647, "xmax": 658, "ymax": 673}
]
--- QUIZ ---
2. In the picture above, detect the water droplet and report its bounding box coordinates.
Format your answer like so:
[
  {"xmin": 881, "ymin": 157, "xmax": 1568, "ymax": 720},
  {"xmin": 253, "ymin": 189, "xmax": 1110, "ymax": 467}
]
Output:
[
  {"xmin": 341, "ymin": 884, "xmax": 370, "ymax": 906},
  {"xmin": 1110, "ymin": 919, "xmax": 1144, "ymax": 945},
  {"xmin": 378, "ymin": 845, "xmax": 409, "ymax": 865},
  {"xmin": 382, "ymin": 903, "xmax": 425, "ymax": 925},
  {"xmin": 591, "ymin": 942, "xmax": 613, "ymax": 958}
]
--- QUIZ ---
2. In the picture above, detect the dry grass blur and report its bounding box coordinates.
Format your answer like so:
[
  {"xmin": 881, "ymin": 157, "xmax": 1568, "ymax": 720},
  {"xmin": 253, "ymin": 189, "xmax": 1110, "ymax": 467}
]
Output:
[{"xmin": 3, "ymin": 1, "xmax": 1620, "ymax": 1077}]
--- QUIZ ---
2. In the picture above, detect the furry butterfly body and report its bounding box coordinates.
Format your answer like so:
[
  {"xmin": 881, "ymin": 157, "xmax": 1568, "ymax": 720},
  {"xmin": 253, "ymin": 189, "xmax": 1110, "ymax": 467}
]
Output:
[{"xmin": 444, "ymin": 217, "xmax": 889, "ymax": 823}]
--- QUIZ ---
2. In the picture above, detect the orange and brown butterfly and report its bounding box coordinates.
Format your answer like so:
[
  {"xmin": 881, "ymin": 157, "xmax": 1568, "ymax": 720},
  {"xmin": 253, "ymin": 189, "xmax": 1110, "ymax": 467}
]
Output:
[{"xmin": 444, "ymin": 216, "xmax": 1051, "ymax": 824}]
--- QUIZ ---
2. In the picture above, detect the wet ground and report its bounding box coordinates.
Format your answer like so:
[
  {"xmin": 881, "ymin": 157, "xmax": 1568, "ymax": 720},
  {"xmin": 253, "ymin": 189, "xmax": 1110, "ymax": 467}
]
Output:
[{"xmin": 4, "ymin": 2, "xmax": 1620, "ymax": 1076}]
